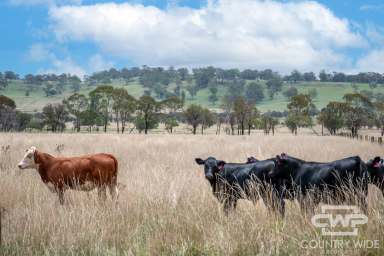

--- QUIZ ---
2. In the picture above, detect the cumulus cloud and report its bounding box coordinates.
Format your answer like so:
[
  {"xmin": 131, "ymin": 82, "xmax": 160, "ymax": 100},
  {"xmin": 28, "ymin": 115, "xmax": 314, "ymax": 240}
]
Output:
[
  {"xmin": 88, "ymin": 54, "xmax": 114, "ymax": 73},
  {"xmin": 26, "ymin": 42, "xmax": 114, "ymax": 77},
  {"xmin": 48, "ymin": 0, "xmax": 365, "ymax": 72},
  {"xmin": 27, "ymin": 43, "xmax": 52, "ymax": 62},
  {"xmin": 39, "ymin": 56, "xmax": 86, "ymax": 78},
  {"xmin": 356, "ymin": 49, "xmax": 384, "ymax": 73}
]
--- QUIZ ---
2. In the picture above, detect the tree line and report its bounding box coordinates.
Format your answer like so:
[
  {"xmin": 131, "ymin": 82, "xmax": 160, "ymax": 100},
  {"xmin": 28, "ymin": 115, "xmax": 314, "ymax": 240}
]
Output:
[
  {"xmin": 0, "ymin": 85, "xmax": 383, "ymax": 137},
  {"xmin": 1, "ymin": 67, "xmax": 384, "ymax": 104}
]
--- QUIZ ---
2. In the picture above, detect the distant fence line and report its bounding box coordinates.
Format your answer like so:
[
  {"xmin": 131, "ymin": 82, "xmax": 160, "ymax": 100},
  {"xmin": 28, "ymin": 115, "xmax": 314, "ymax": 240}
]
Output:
[{"xmin": 338, "ymin": 132, "xmax": 383, "ymax": 146}]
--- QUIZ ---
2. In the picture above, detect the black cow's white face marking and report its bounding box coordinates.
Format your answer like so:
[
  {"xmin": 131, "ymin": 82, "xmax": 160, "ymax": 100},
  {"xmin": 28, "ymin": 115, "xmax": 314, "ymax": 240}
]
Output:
[
  {"xmin": 195, "ymin": 157, "xmax": 226, "ymax": 181},
  {"xmin": 18, "ymin": 146, "xmax": 37, "ymax": 170}
]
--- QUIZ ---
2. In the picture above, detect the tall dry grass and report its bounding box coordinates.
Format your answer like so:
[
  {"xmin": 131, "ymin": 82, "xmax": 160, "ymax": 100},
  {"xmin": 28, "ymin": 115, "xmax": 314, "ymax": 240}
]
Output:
[{"xmin": 0, "ymin": 133, "xmax": 383, "ymax": 255}]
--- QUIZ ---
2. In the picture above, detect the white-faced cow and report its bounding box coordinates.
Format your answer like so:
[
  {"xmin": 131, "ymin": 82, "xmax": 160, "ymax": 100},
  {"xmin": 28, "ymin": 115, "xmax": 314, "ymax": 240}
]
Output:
[{"xmin": 17, "ymin": 146, "xmax": 119, "ymax": 204}]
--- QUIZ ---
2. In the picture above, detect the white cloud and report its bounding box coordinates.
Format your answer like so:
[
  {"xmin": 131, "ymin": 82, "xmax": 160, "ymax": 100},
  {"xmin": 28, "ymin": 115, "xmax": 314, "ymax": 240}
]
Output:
[
  {"xmin": 356, "ymin": 49, "xmax": 384, "ymax": 73},
  {"xmin": 9, "ymin": 0, "xmax": 81, "ymax": 6},
  {"xmin": 366, "ymin": 23, "xmax": 384, "ymax": 46},
  {"xmin": 40, "ymin": 56, "xmax": 86, "ymax": 78},
  {"xmin": 47, "ymin": 0, "xmax": 365, "ymax": 73},
  {"xmin": 88, "ymin": 54, "xmax": 114, "ymax": 73},
  {"xmin": 26, "ymin": 43, "xmax": 113, "ymax": 77},
  {"xmin": 27, "ymin": 43, "xmax": 52, "ymax": 62}
]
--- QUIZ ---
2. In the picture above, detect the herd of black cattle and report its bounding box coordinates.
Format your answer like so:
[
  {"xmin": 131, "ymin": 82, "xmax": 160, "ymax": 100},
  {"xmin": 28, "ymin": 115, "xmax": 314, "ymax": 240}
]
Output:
[{"xmin": 195, "ymin": 154, "xmax": 384, "ymax": 216}]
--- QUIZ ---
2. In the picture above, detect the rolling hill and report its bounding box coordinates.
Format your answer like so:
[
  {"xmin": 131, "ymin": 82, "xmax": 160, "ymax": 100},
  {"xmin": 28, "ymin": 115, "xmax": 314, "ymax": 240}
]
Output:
[{"xmin": 2, "ymin": 79, "xmax": 383, "ymax": 113}]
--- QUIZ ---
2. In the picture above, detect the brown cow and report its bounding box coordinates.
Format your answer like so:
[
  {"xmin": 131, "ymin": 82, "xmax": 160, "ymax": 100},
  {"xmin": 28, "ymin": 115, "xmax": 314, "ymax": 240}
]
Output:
[{"xmin": 17, "ymin": 146, "xmax": 119, "ymax": 204}]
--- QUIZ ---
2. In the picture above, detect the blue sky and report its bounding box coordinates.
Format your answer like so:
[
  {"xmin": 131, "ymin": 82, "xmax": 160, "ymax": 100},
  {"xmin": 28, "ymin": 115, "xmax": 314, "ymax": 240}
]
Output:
[{"xmin": 1, "ymin": 0, "xmax": 384, "ymax": 77}]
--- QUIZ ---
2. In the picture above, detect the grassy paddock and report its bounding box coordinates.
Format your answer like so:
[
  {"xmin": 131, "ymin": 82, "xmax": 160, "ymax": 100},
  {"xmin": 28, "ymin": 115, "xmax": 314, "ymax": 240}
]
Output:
[
  {"xmin": 0, "ymin": 133, "xmax": 384, "ymax": 255},
  {"xmin": 5, "ymin": 79, "xmax": 384, "ymax": 112}
]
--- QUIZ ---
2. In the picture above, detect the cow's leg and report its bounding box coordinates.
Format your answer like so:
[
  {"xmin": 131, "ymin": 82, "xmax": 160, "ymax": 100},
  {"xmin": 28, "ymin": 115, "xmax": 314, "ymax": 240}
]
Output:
[{"xmin": 98, "ymin": 186, "xmax": 107, "ymax": 201}]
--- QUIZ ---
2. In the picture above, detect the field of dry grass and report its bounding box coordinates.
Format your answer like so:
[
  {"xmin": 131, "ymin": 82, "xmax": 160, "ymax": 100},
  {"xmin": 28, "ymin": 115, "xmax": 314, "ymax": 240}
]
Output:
[{"xmin": 0, "ymin": 133, "xmax": 384, "ymax": 255}]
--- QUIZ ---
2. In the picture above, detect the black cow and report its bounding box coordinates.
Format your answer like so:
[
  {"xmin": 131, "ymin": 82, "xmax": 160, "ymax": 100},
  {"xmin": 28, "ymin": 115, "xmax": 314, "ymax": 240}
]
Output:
[
  {"xmin": 195, "ymin": 157, "xmax": 284, "ymax": 215},
  {"xmin": 269, "ymin": 153, "xmax": 368, "ymax": 212},
  {"xmin": 366, "ymin": 157, "xmax": 384, "ymax": 195}
]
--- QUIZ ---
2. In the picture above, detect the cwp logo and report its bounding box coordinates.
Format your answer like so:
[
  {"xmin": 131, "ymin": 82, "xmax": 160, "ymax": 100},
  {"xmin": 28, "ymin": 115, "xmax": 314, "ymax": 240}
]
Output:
[{"xmin": 311, "ymin": 205, "xmax": 368, "ymax": 236}]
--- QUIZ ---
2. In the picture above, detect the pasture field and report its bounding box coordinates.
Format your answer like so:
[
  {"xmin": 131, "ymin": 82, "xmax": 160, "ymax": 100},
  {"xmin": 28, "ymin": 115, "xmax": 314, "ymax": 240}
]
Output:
[
  {"xmin": 4, "ymin": 79, "xmax": 384, "ymax": 112},
  {"xmin": 0, "ymin": 133, "xmax": 384, "ymax": 255}
]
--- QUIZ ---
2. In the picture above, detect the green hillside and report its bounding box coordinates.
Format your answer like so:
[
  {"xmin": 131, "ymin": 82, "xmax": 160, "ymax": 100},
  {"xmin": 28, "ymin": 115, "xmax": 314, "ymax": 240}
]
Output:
[{"xmin": 2, "ymin": 79, "xmax": 383, "ymax": 113}]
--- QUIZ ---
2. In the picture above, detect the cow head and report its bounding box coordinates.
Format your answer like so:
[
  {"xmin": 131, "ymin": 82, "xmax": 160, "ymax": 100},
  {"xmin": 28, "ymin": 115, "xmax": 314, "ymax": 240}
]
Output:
[
  {"xmin": 246, "ymin": 156, "xmax": 259, "ymax": 164},
  {"xmin": 367, "ymin": 157, "xmax": 384, "ymax": 179},
  {"xmin": 371, "ymin": 157, "xmax": 383, "ymax": 169},
  {"xmin": 268, "ymin": 153, "xmax": 292, "ymax": 178},
  {"xmin": 18, "ymin": 146, "xmax": 38, "ymax": 170},
  {"xmin": 195, "ymin": 157, "xmax": 226, "ymax": 181}
]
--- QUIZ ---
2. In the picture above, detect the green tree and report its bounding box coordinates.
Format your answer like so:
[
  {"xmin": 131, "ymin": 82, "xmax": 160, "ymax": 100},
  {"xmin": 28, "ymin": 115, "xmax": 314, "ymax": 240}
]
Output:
[
  {"xmin": 112, "ymin": 88, "xmax": 136, "ymax": 133},
  {"xmin": 0, "ymin": 95, "xmax": 16, "ymax": 109},
  {"xmin": 233, "ymin": 96, "xmax": 255, "ymax": 135},
  {"xmin": 4, "ymin": 71, "xmax": 19, "ymax": 80},
  {"xmin": 0, "ymin": 74, "xmax": 7, "ymax": 90},
  {"xmin": 343, "ymin": 93, "xmax": 374, "ymax": 137},
  {"xmin": 69, "ymin": 76, "xmax": 82, "ymax": 92},
  {"xmin": 266, "ymin": 76, "xmax": 283, "ymax": 99},
  {"xmin": 63, "ymin": 93, "xmax": 88, "ymax": 132},
  {"xmin": 42, "ymin": 103, "xmax": 68, "ymax": 132},
  {"xmin": 283, "ymin": 86, "xmax": 298, "ymax": 99},
  {"xmin": 319, "ymin": 70, "xmax": 331, "ymax": 82},
  {"xmin": 200, "ymin": 108, "xmax": 215, "ymax": 134},
  {"xmin": 136, "ymin": 95, "xmax": 161, "ymax": 134},
  {"xmin": 164, "ymin": 116, "xmax": 179, "ymax": 133},
  {"xmin": 245, "ymin": 82, "xmax": 264, "ymax": 104},
  {"xmin": 89, "ymin": 86, "xmax": 114, "ymax": 132},
  {"xmin": 0, "ymin": 95, "xmax": 17, "ymax": 131},
  {"xmin": 184, "ymin": 104, "xmax": 204, "ymax": 135},
  {"xmin": 186, "ymin": 84, "xmax": 198, "ymax": 100},
  {"xmin": 193, "ymin": 67, "xmax": 216, "ymax": 89},
  {"xmin": 27, "ymin": 116, "xmax": 45, "ymax": 131},
  {"xmin": 177, "ymin": 68, "xmax": 189, "ymax": 81},
  {"xmin": 261, "ymin": 114, "xmax": 278, "ymax": 135},
  {"xmin": 162, "ymin": 96, "xmax": 184, "ymax": 114},
  {"xmin": 245, "ymin": 107, "xmax": 260, "ymax": 135},
  {"xmin": 208, "ymin": 86, "xmax": 219, "ymax": 105},
  {"xmin": 317, "ymin": 102, "xmax": 345, "ymax": 135},
  {"xmin": 288, "ymin": 70, "xmax": 302, "ymax": 83},
  {"xmin": 79, "ymin": 110, "xmax": 104, "ymax": 132},
  {"xmin": 16, "ymin": 112, "xmax": 32, "ymax": 131},
  {"xmin": 285, "ymin": 94, "xmax": 314, "ymax": 135}
]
